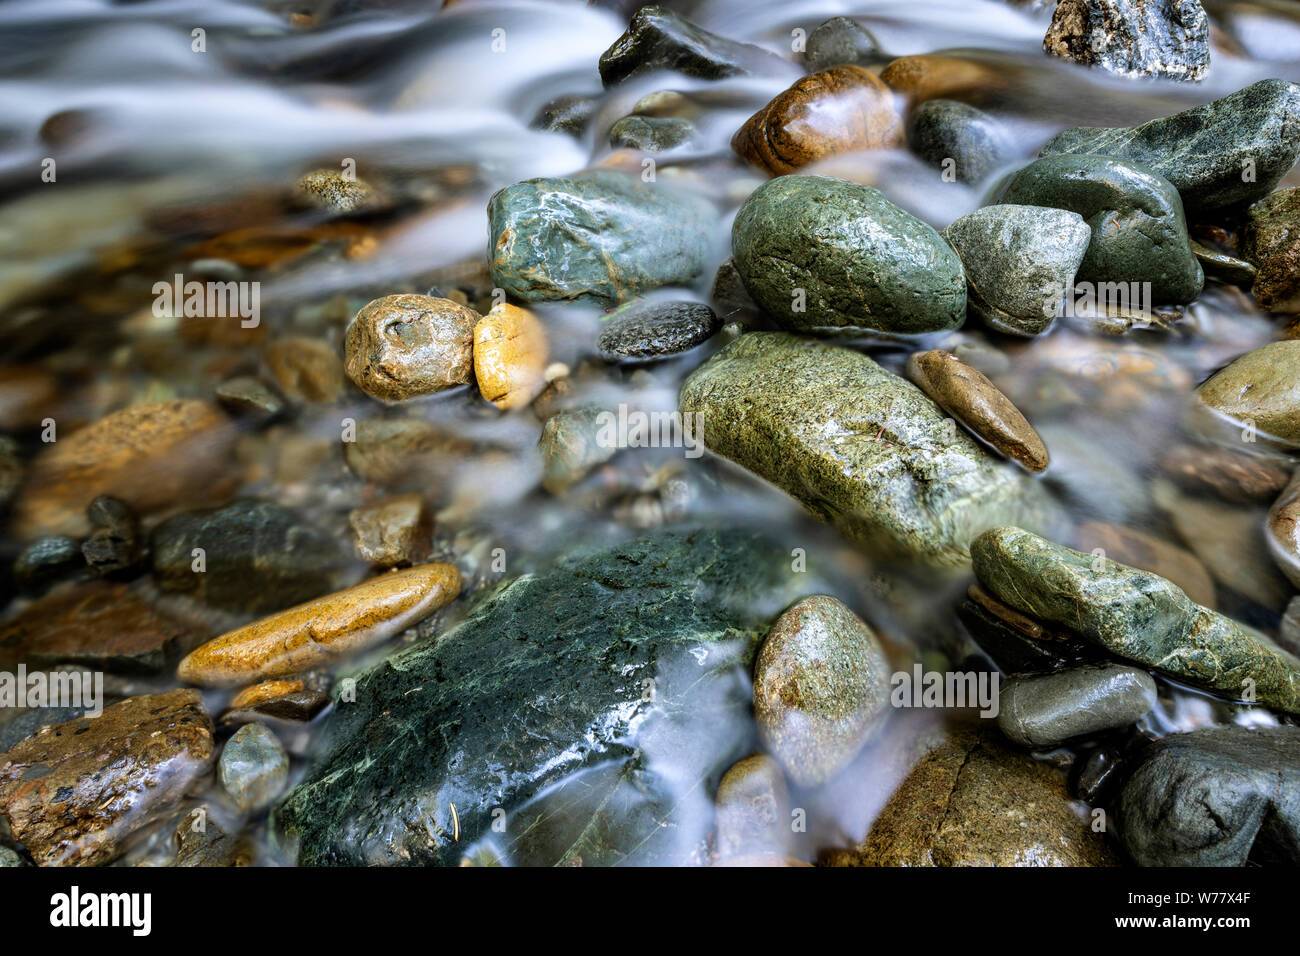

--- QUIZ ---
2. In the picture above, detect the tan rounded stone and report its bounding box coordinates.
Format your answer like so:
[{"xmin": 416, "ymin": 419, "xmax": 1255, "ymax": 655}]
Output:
[
  {"xmin": 264, "ymin": 336, "xmax": 344, "ymax": 403},
  {"xmin": 1267, "ymin": 470, "xmax": 1300, "ymax": 589},
  {"xmin": 473, "ymin": 303, "xmax": 549, "ymax": 410},
  {"xmin": 1196, "ymin": 340, "xmax": 1300, "ymax": 447},
  {"xmin": 344, "ymin": 294, "xmax": 477, "ymax": 403},
  {"xmin": 177, "ymin": 563, "xmax": 461, "ymax": 686},
  {"xmin": 879, "ymin": 54, "xmax": 1004, "ymax": 102},
  {"xmin": 715, "ymin": 754, "xmax": 790, "ymax": 859},
  {"xmin": 731, "ymin": 65, "xmax": 902, "ymax": 176},
  {"xmin": 349, "ymin": 493, "xmax": 432, "ymax": 566}
]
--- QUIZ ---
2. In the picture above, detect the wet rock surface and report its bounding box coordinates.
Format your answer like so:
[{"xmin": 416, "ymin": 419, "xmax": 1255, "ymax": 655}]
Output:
[
  {"xmin": 344, "ymin": 294, "xmax": 477, "ymax": 403},
  {"xmin": 997, "ymin": 664, "xmax": 1156, "ymax": 747},
  {"xmin": 597, "ymin": 299, "xmax": 720, "ymax": 363},
  {"xmin": 907, "ymin": 99, "xmax": 1012, "ymax": 185},
  {"xmin": 1043, "ymin": 0, "xmax": 1210, "ymax": 81},
  {"xmin": 598, "ymin": 5, "xmax": 792, "ymax": 85}
]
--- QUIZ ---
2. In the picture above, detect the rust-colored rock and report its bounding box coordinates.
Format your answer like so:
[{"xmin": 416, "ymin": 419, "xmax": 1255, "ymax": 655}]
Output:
[
  {"xmin": 177, "ymin": 563, "xmax": 462, "ymax": 686},
  {"xmin": 11, "ymin": 399, "xmax": 236, "ymax": 539},
  {"xmin": 880, "ymin": 54, "xmax": 1004, "ymax": 102},
  {"xmin": 348, "ymin": 493, "xmax": 432, "ymax": 567},
  {"xmin": 228, "ymin": 680, "xmax": 306, "ymax": 712},
  {"xmin": 0, "ymin": 690, "xmax": 215, "ymax": 866},
  {"xmin": 731, "ymin": 65, "xmax": 902, "ymax": 175},
  {"xmin": 473, "ymin": 304, "xmax": 549, "ymax": 410}
]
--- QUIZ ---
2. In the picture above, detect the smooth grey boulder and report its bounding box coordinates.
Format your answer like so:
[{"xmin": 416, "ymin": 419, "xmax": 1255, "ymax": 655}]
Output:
[
  {"xmin": 801, "ymin": 16, "xmax": 881, "ymax": 72},
  {"xmin": 908, "ymin": 100, "xmax": 1013, "ymax": 185},
  {"xmin": 997, "ymin": 663, "xmax": 1157, "ymax": 747}
]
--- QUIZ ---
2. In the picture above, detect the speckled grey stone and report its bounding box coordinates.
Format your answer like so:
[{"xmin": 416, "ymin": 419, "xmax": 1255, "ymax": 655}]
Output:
[
  {"xmin": 732, "ymin": 175, "xmax": 966, "ymax": 335},
  {"xmin": 997, "ymin": 663, "xmax": 1156, "ymax": 747},
  {"xmin": 942, "ymin": 204, "xmax": 1091, "ymax": 336},
  {"xmin": 1043, "ymin": 0, "xmax": 1210, "ymax": 81},
  {"xmin": 678, "ymin": 333, "xmax": 1048, "ymax": 566},
  {"xmin": 597, "ymin": 299, "xmax": 720, "ymax": 362},
  {"xmin": 993, "ymin": 154, "xmax": 1203, "ymax": 304},
  {"xmin": 1039, "ymin": 79, "xmax": 1300, "ymax": 215},
  {"xmin": 971, "ymin": 526, "xmax": 1300, "ymax": 714},
  {"xmin": 801, "ymin": 16, "xmax": 881, "ymax": 72},
  {"xmin": 908, "ymin": 100, "xmax": 1012, "ymax": 185}
]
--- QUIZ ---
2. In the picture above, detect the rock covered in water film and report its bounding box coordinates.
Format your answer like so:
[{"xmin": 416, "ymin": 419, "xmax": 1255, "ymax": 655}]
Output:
[
  {"xmin": 996, "ymin": 663, "xmax": 1156, "ymax": 747},
  {"xmin": 597, "ymin": 299, "xmax": 720, "ymax": 363},
  {"xmin": 488, "ymin": 171, "xmax": 714, "ymax": 305},
  {"xmin": 731, "ymin": 175, "xmax": 966, "ymax": 335},
  {"xmin": 800, "ymin": 16, "xmax": 881, "ymax": 72},
  {"xmin": 678, "ymin": 334, "xmax": 1047, "ymax": 566},
  {"xmin": 907, "ymin": 99, "xmax": 1012, "ymax": 185},
  {"xmin": 472, "ymin": 303, "xmax": 548, "ymax": 410},
  {"xmin": 275, "ymin": 530, "xmax": 820, "ymax": 866},
  {"xmin": 1039, "ymin": 79, "xmax": 1300, "ymax": 215},
  {"xmin": 731, "ymin": 66, "xmax": 902, "ymax": 175},
  {"xmin": 219, "ymin": 723, "xmax": 289, "ymax": 814},
  {"xmin": 608, "ymin": 115, "xmax": 695, "ymax": 152},
  {"xmin": 1196, "ymin": 340, "xmax": 1300, "ymax": 447},
  {"xmin": 1241, "ymin": 186, "xmax": 1300, "ymax": 313},
  {"xmin": 1043, "ymin": 0, "xmax": 1210, "ymax": 81},
  {"xmin": 344, "ymin": 294, "xmax": 477, "ymax": 403},
  {"xmin": 598, "ymin": 5, "xmax": 792, "ymax": 85}
]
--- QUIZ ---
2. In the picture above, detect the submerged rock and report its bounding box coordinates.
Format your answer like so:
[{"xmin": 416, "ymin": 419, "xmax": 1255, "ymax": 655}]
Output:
[
  {"xmin": 800, "ymin": 16, "xmax": 881, "ymax": 72},
  {"xmin": 678, "ymin": 334, "xmax": 1044, "ymax": 566},
  {"xmin": 908, "ymin": 99, "xmax": 1012, "ymax": 185},
  {"xmin": 715, "ymin": 754, "xmax": 790, "ymax": 859},
  {"xmin": 609, "ymin": 115, "xmax": 695, "ymax": 152},
  {"xmin": 1043, "ymin": 0, "xmax": 1210, "ymax": 81},
  {"xmin": 219, "ymin": 723, "xmax": 289, "ymax": 814},
  {"xmin": 488, "ymin": 171, "xmax": 714, "ymax": 305},
  {"xmin": 1266, "ymin": 470, "xmax": 1300, "ymax": 588},
  {"xmin": 994, "ymin": 154, "xmax": 1203, "ymax": 304},
  {"xmin": 1196, "ymin": 340, "xmax": 1300, "ymax": 447},
  {"xmin": 997, "ymin": 664, "xmax": 1156, "ymax": 747},
  {"xmin": 971, "ymin": 526, "xmax": 1300, "ymax": 714},
  {"xmin": 1241, "ymin": 186, "xmax": 1300, "ymax": 313},
  {"xmin": 276, "ymin": 530, "xmax": 819, "ymax": 866},
  {"xmin": 1039, "ymin": 79, "xmax": 1300, "ymax": 215},
  {"xmin": 941, "ymin": 204, "xmax": 1091, "ymax": 337},
  {"xmin": 731, "ymin": 176, "xmax": 966, "ymax": 335},
  {"xmin": 1119, "ymin": 725, "xmax": 1300, "ymax": 865}
]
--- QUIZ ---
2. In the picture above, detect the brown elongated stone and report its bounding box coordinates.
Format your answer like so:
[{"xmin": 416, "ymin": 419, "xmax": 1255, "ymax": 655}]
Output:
[
  {"xmin": 177, "ymin": 563, "xmax": 461, "ymax": 686},
  {"xmin": 731, "ymin": 65, "xmax": 901, "ymax": 175},
  {"xmin": 228, "ymin": 680, "xmax": 305, "ymax": 711}
]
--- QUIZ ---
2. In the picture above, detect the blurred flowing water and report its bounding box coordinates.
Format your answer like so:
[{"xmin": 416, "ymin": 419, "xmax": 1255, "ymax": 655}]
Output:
[{"xmin": 1, "ymin": 0, "xmax": 1299, "ymax": 865}]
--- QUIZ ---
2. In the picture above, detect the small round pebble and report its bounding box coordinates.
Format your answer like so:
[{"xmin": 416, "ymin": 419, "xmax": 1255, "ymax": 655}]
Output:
[
  {"xmin": 597, "ymin": 300, "xmax": 720, "ymax": 363},
  {"xmin": 218, "ymin": 722, "xmax": 289, "ymax": 814},
  {"xmin": 344, "ymin": 294, "xmax": 478, "ymax": 403}
]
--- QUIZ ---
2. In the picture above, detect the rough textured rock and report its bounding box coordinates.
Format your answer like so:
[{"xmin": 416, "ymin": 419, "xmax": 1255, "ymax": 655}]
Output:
[
  {"xmin": 80, "ymin": 495, "xmax": 139, "ymax": 576},
  {"xmin": 908, "ymin": 99, "xmax": 1012, "ymax": 184},
  {"xmin": 219, "ymin": 723, "xmax": 289, "ymax": 814},
  {"xmin": 1241, "ymin": 186, "xmax": 1300, "ymax": 313},
  {"xmin": 971, "ymin": 526, "xmax": 1300, "ymax": 714},
  {"xmin": 995, "ymin": 154, "xmax": 1202, "ymax": 303},
  {"xmin": 731, "ymin": 176, "xmax": 966, "ymax": 335},
  {"xmin": 472, "ymin": 303, "xmax": 548, "ymax": 411},
  {"xmin": 941, "ymin": 204, "xmax": 1091, "ymax": 337},
  {"xmin": 1043, "ymin": 0, "xmax": 1210, "ymax": 81},
  {"xmin": 177, "ymin": 563, "xmax": 461, "ymax": 686},
  {"xmin": 344, "ymin": 294, "xmax": 477, "ymax": 403},
  {"xmin": 1196, "ymin": 340, "xmax": 1300, "ymax": 447},
  {"xmin": 0, "ymin": 580, "xmax": 198, "ymax": 673},
  {"xmin": 11, "ymin": 399, "xmax": 236, "ymax": 539},
  {"xmin": 533, "ymin": 94, "xmax": 596, "ymax": 136},
  {"xmin": 0, "ymin": 690, "xmax": 214, "ymax": 866},
  {"xmin": 714, "ymin": 754, "xmax": 790, "ymax": 860},
  {"xmin": 823, "ymin": 726, "xmax": 1118, "ymax": 866},
  {"xmin": 348, "ymin": 493, "xmax": 432, "ymax": 567},
  {"xmin": 753, "ymin": 596, "xmax": 891, "ymax": 786},
  {"xmin": 1266, "ymin": 470, "xmax": 1300, "ymax": 588},
  {"xmin": 151, "ymin": 500, "xmax": 343, "ymax": 614},
  {"xmin": 597, "ymin": 299, "xmax": 720, "ymax": 362},
  {"xmin": 801, "ymin": 16, "xmax": 881, "ymax": 72},
  {"xmin": 276, "ymin": 530, "xmax": 819, "ymax": 866},
  {"xmin": 1038, "ymin": 79, "xmax": 1300, "ymax": 215},
  {"xmin": 906, "ymin": 350, "xmax": 1049, "ymax": 471},
  {"xmin": 295, "ymin": 168, "xmax": 378, "ymax": 213},
  {"xmin": 1074, "ymin": 520, "xmax": 1215, "ymax": 607},
  {"xmin": 1118, "ymin": 725, "xmax": 1300, "ymax": 865},
  {"xmin": 678, "ymin": 334, "xmax": 1044, "ymax": 566},
  {"xmin": 598, "ymin": 5, "xmax": 791, "ymax": 86},
  {"xmin": 997, "ymin": 664, "xmax": 1156, "ymax": 747},
  {"xmin": 731, "ymin": 66, "xmax": 902, "ymax": 175},
  {"xmin": 609, "ymin": 115, "xmax": 694, "ymax": 152},
  {"xmin": 488, "ymin": 171, "xmax": 713, "ymax": 305}
]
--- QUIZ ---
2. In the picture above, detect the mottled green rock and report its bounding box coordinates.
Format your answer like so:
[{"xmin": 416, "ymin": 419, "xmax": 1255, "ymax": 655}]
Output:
[
  {"xmin": 994, "ymin": 154, "xmax": 1203, "ymax": 303},
  {"xmin": 0, "ymin": 846, "xmax": 27, "ymax": 867},
  {"xmin": 753, "ymin": 595, "xmax": 891, "ymax": 786},
  {"xmin": 971, "ymin": 526, "xmax": 1300, "ymax": 714},
  {"xmin": 801, "ymin": 16, "xmax": 881, "ymax": 72},
  {"xmin": 1196, "ymin": 340, "xmax": 1300, "ymax": 447},
  {"xmin": 598, "ymin": 5, "xmax": 792, "ymax": 86},
  {"xmin": 997, "ymin": 663, "xmax": 1156, "ymax": 747},
  {"xmin": 732, "ymin": 175, "xmax": 966, "ymax": 335},
  {"xmin": 1119, "ymin": 725, "xmax": 1300, "ymax": 865},
  {"xmin": 942, "ymin": 204, "xmax": 1091, "ymax": 336},
  {"xmin": 609, "ymin": 115, "xmax": 695, "ymax": 152},
  {"xmin": 275, "ymin": 529, "xmax": 819, "ymax": 866},
  {"xmin": 908, "ymin": 100, "xmax": 1012, "ymax": 185},
  {"xmin": 1241, "ymin": 186, "xmax": 1300, "ymax": 312},
  {"xmin": 678, "ymin": 333, "xmax": 1045, "ymax": 566},
  {"xmin": 1038, "ymin": 79, "xmax": 1300, "ymax": 215},
  {"xmin": 488, "ymin": 171, "xmax": 714, "ymax": 305}
]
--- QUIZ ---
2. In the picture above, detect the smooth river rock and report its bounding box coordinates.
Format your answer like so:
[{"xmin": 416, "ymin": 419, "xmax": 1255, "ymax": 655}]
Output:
[
  {"xmin": 1266, "ymin": 469, "xmax": 1300, "ymax": 588},
  {"xmin": 753, "ymin": 595, "xmax": 891, "ymax": 787},
  {"xmin": 219, "ymin": 722, "xmax": 289, "ymax": 814},
  {"xmin": 1196, "ymin": 340, "xmax": 1300, "ymax": 447},
  {"xmin": 731, "ymin": 175, "xmax": 966, "ymax": 335},
  {"xmin": 597, "ymin": 299, "xmax": 720, "ymax": 363},
  {"xmin": 942, "ymin": 204, "xmax": 1091, "ymax": 337},
  {"xmin": 488, "ymin": 171, "xmax": 713, "ymax": 305},
  {"xmin": 997, "ymin": 664, "xmax": 1157, "ymax": 747},
  {"xmin": 1043, "ymin": 0, "xmax": 1210, "ymax": 81},
  {"xmin": 177, "ymin": 563, "xmax": 461, "ymax": 686},
  {"xmin": 473, "ymin": 303, "xmax": 548, "ymax": 410},
  {"xmin": 678, "ymin": 333, "xmax": 1045, "ymax": 566},
  {"xmin": 801, "ymin": 16, "xmax": 881, "ymax": 72},
  {"xmin": 971, "ymin": 526, "xmax": 1300, "ymax": 714},
  {"xmin": 993, "ymin": 154, "xmax": 1203, "ymax": 304},
  {"xmin": 1118, "ymin": 725, "xmax": 1300, "ymax": 865},
  {"xmin": 276, "ymin": 530, "xmax": 821, "ymax": 866},
  {"xmin": 908, "ymin": 99, "xmax": 1012, "ymax": 185},
  {"xmin": 1039, "ymin": 79, "xmax": 1300, "ymax": 215}
]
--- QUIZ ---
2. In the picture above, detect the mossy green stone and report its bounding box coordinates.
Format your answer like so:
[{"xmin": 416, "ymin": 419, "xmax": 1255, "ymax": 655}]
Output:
[
  {"xmin": 488, "ymin": 170, "xmax": 714, "ymax": 305},
  {"xmin": 994, "ymin": 154, "xmax": 1203, "ymax": 304},
  {"xmin": 275, "ymin": 529, "xmax": 821, "ymax": 866},
  {"xmin": 971, "ymin": 526, "xmax": 1300, "ymax": 715},
  {"xmin": 731, "ymin": 175, "xmax": 967, "ymax": 335},
  {"xmin": 678, "ymin": 333, "xmax": 1046, "ymax": 566}
]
